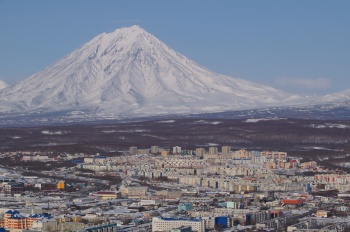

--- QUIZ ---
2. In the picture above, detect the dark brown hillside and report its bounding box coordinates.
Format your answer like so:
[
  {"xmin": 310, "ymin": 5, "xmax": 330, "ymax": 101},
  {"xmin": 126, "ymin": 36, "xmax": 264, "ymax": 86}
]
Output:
[{"xmin": 0, "ymin": 118, "xmax": 349, "ymax": 165}]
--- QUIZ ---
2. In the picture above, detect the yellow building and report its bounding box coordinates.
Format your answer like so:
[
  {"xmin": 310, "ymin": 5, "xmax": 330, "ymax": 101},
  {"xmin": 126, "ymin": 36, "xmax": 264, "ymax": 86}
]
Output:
[
  {"xmin": 95, "ymin": 191, "xmax": 118, "ymax": 200},
  {"xmin": 57, "ymin": 214, "xmax": 83, "ymax": 224},
  {"xmin": 57, "ymin": 181, "xmax": 65, "ymax": 190},
  {"xmin": 316, "ymin": 210, "xmax": 329, "ymax": 218},
  {"xmin": 120, "ymin": 186, "xmax": 148, "ymax": 197},
  {"xmin": 161, "ymin": 151, "xmax": 169, "ymax": 157}
]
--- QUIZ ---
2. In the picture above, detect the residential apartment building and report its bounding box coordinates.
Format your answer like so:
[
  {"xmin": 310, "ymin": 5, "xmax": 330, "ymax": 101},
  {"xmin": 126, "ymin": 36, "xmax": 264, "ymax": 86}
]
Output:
[{"xmin": 152, "ymin": 217, "xmax": 205, "ymax": 232}]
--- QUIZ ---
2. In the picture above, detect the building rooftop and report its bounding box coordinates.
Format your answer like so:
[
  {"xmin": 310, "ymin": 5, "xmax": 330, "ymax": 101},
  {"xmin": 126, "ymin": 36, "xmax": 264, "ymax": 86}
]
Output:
[{"xmin": 156, "ymin": 216, "xmax": 202, "ymax": 222}]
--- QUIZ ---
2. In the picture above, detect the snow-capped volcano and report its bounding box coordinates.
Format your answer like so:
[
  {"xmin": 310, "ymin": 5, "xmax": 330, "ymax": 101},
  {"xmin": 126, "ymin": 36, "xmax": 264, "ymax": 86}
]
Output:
[
  {"xmin": 0, "ymin": 26, "xmax": 300, "ymax": 119},
  {"xmin": 0, "ymin": 80, "xmax": 7, "ymax": 91}
]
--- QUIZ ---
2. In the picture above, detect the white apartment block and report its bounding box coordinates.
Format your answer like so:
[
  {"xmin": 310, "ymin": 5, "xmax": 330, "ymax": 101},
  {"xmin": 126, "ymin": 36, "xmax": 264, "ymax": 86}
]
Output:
[
  {"xmin": 173, "ymin": 146, "xmax": 182, "ymax": 154},
  {"xmin": 152, "ymin": 217, "xmax": 205, "ymax": 232}
]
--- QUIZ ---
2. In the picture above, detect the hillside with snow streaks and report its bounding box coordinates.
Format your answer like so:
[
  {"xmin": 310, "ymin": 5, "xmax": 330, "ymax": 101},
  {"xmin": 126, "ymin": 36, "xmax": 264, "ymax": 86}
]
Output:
[
  {"xmin": 321, "ymin": 89, "xmax": 350, "ymax": 104},
  {"xmin": 0, "ymin": 81, "xmax": 7, "ymax": 91},
  {"xmin": 0, "ymin": 26, "xmax": 301, "ymax": 119}
]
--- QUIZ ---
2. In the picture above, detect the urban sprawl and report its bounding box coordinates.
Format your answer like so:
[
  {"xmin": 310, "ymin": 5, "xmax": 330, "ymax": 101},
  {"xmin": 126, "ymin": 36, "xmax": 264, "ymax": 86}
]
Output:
[{"xmin": 0, "ymin": 145, "xmax": 350, "ymax": 232}]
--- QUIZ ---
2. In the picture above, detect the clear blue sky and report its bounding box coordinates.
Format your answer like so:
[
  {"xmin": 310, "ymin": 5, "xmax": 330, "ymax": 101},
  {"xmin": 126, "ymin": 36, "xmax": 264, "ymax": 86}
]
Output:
[{"xmin": 0, "ymin": 0, "xmax": 349, "ymax": 95}]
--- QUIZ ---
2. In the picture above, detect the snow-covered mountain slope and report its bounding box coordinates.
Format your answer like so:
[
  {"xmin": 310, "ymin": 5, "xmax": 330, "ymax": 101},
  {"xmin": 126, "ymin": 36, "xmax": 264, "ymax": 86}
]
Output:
[
  {"xmin": 321, "ymin": 89, "xmax": 350, "ymax": 104},
  {"xmin": 0, "ymin": 80, "xmax": 7, "ymax": 91},
  {"xmin": 0, "ymin": 26, "xmax": 302, "ymax": 118}
]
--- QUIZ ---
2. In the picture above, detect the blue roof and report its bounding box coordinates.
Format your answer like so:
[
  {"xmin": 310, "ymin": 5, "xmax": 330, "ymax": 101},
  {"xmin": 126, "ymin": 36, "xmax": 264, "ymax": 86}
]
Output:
[
  {"xmin": 6, "ymin": 211, "xmax": 52, "ymax": 220},
  {"xmin": 29, "ymin": 213, "xmax": 52, "ymax": 219},
  {"xmin": 5, "ymin": 210, "xmax": 20, "ymax": 215},
  {"xmin": 9, "ymin": 214, "xmax": 25, "ymax": 219}
]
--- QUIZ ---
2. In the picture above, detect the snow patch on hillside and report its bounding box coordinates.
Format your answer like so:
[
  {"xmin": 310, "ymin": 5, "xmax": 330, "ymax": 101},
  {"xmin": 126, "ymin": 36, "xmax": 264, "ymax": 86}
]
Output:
[
  {"xmin": 41, "ymin": 130, "xmax": 69, "ymax": 135},
  {"xmin": 308, "ymin": 123, "xmax": 350, "ymax": 129},
  {"xmin": 157, "ymin": 120, "xmax": 175, "ymax": 123},
  {"xmin": 194, "ymin": 120, "xmax": 222, "ymax": 125},
  {"xmin": 244, "ymin": 117, "xmax": 286, "ymax": 123}
]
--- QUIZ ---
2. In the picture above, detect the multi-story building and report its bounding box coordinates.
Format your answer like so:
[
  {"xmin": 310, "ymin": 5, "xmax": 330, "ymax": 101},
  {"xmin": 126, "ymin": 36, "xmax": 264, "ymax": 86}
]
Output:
[
  {"xmin": 195, "ymin": 148, "xmax": 205, "ymax": 157},
  {"xmin": 0, "ymin": 210, "xmax": 52, "ymax": 230},
  {"xmin": 260, "ymin": 151, "xmax": 287, "ymax": 160},
  {"xmin": 151, "ymin": 146, "xmax": 159, "ymax": 154},
  {"xmin": 301, "ymin": 161, "xmax": 317, "ymax": 169},
  {"xmin": 31, "ymin": 218, "xmax": 58, "ymax": 231},
  {"xmin": 152, "ymin": 217, "xmax": 205, "ymax": 232},
  {"xmin": 173, "ymin": 146, "xmax": 182, "ymax": 154},
  {"xmin": 233, "ymin": 149, "xmax": 250, "ymax": 158},
  {"xmin": 209, "ymin": 147, "xmax": 218, "ymax": 155},
  {"xmin": 129, "ymin": 146, "xmax": 137, "ymax": 155},
  {"xmin": 119, "ymin": 186, "xmax": 148, "ymax": 197},
  {"xmin": 22, "ymin": 155, "xmax": 49, "ymax": 161},
  {"xmin": 4, "ymin": 183, "xmax": 24, "ymax": 195},
  {"xmin": 221, "ymin": 146, "xmax": 231, "ymax": 154}
]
